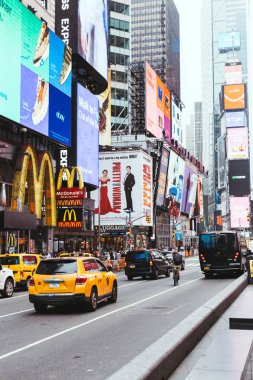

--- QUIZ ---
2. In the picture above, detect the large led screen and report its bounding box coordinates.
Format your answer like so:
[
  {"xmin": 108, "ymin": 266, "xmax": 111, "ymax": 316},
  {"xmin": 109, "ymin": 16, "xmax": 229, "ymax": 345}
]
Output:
[
  {"xmin": 218, "ymin": 32, "xmax": 241, "ymax": 53},
  {"xmin": 223, "ymin": 84, "xmax": 246, "ymax": 111},
  {"xmin": 93, "ymin": 151, "xmax": 153, "ymax": 226},
  {"xmin": 166, "ymin": 150, "xmax": 185, "ymax": 217},
  {"xmin": 227, "ymin": 128, "xmax": 248, "ymax": 160},
  {"xmin": 217, "ymin": 135, "xmax": 226, "ymax": 188},
  {"xmin": 0, "ymin": 0, "xmax": 72, "ymax": 146},
  {"xmin": 171, "ymin": 95, "xmax": 183, "ymax": 144},
  {"xmin": 156, "ymin": 148, "xmax": 170, "ymax": 207},
  {"xmin": 230, "ymin": 197, "xmax": 250, "ymax": 229},
  {"xmin": 98, "ymin": 69, "xmax": 111, "ymax": 146},
  {"xmin": 226, "ymin": 111, "xmax": 245, "ymax": 128},
  {"xmin": 181, "ymin": 164, "xmax": 197, "ymax": 216},
  {"xmin": 225, "ymin": 64, "xmax": 242, "ymax": 85},
  {"xmin": 229, "ymin": 159, "xmax": 250, "ymax": 196},
  {"xmin": 77, "ymin": 85, "xmax": 99, "ymax": 187},
  {"xmin": 145, "ymin": 62, "xmax": 171, "ymax": 140}
]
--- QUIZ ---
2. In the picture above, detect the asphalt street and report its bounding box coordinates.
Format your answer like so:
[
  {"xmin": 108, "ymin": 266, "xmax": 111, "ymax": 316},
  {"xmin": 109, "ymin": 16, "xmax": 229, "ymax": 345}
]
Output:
[{"xmin": 0, "ymin": 257, "xmax": 237, "ymax": 380}]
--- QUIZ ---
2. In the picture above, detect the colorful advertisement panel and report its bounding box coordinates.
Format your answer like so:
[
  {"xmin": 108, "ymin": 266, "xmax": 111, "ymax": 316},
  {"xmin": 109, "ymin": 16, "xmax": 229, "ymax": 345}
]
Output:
[
  {"xmin": 181, "ymin": 164, "xmax": 197, "ymax": 215},
  {"xmin": 166, "ymin": 151, "xmax": 185, "ymax": 216},
  {"xmin": 145, "ymin": 62, "xmax": 171, "ymax": 140},
  {"xmin": 94, "ymin": 151, "xmax": 153, "ymax": 226},
  {"xmin": 221, "ymin": 191, "xmax": 227, "ymax": 217},
  {"xmin": 225, "ymin": 64, "xmax": 242, "ymax": 85},
  {"xmin": 156, "ymin": 148, "xmax": 170, "ymax": 207},
  {"xmin": 217, "ymin": 135, "xmax": 226, "ymax": 188},
  {"xmin": 229, "ymin": 159, "xmax": 250, "ymax": 196},
  {"xmin": 77, "ymin": 85, "xmax": 99, "ymax": 187},
  {"xmin": 218, "ymin": 31, "xmax": 241, "ymax": 53},
  {"xmin": 223, "ymin": 84, "xmax": 246, "ymax": 110},
  {"xmin": 98, "ymin": 69, "xmax": 111, "ymax": 146},
  {"xmin": 227, "ymin": 128, "xmax": 248, "ymax": 160},
  {"xmin": 171, "ymin": 95, "xmax": 182, "ymax": 144},
  {"xmin": 230, "ymin": 197, "xmax": 250, "ymax": 229},
  {"xmin": 226, "ymin": 111, "xmax": 245, "ymax": 128},
  {"xmin": 0, "ymin": 0, "xmax": 72, "ymax": 146},
  {"xmin": 195, "ymin": 175, "xmax": 204, "ymax": 217}
]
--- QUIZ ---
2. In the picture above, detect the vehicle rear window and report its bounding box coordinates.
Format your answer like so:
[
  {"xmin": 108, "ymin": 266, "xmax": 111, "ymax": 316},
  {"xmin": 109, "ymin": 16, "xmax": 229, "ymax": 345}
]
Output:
[
  {"xmin": 36, "ymin": 260, "xmax": 77, "ymax": 275},
  {"xmin": 0, "ymin": 256, "xmax": 20, "ymax": 265},
  {"xmin": 23, "ymin": 256, "xmax": 37, "ymax": 265},
  {"xmin": 199, "ymin": 233, "xmax": 238, "ymax": 253},
  {"xmin": 126, "ymin": 251, "xmax": 150, "ymax": 262}
]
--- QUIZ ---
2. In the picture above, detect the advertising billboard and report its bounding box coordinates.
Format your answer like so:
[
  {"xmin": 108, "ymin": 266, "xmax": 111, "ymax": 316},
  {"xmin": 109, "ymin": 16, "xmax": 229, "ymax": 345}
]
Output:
[
  {"xmin": 145, "ymin": 62, "xmax": 171, "ymax": 140},
  {"xmin": 218, "ymin": 31, "xmax": 241, "ymax": 53},
  {"xmin": 225, "ymin": 64, "xmax": 242, "ymax": 85},
  {"xmin": 195, "ymin": 175, "xmax": 204, "ymax": 217},
  {"xmin": 98, "ymin": 69, "xmax": 111, "ymax": 146},
  {"xmin": 230, "ymin": 197, "xmax": 250, "ymax": 229},
  {"xmin": 226, "ymin": 111, "xmax": 245, "ymax": 128},
  {"xmin": 156, "ymin": 148, "xmax": 170, "ymax": 207},
  {"xmin": 166, "ymin": 150, "xmax": 185, "ymax": 217},
  {"xmin": 181, "ymin": 164, "xmax": 197, "ymax": 216},
  {"xmin": 229, "ymin": 160, "xmax": 250, "ymax": 196},
  {"xmin": 227, "ymin": 128, "xmax": 248, "ymax": 160},
  {"xmin": 0, "ymin": 1, "xmax": 72, "ymax": 146},
  {"xmin": 217, "ymin": 135, "xmax": 226, "ymax": 188},
  {"xmin": 94, "ymin": 151, "xmax": 153, "ymax": 226},
  {"xmin": 77, "ymin": 85, "xmax": 99, "ymax": 187},
  {"xmin": 221, "ymin": 191, "xmax": 227, "ymax": 217},
  {"xmin": 57, "ymin": 207, "xmax": 83, "ymax": 228},
  {"xmin": 223, "ymin": 84, "xmax": 246, "ymax": 111},
  {"xmin": 55, "ymin": 0, "xmax": 108, "ymax": 83},
  {"xmin": 171, "ymin": 95, "xmax": 183, "ymax": 144}
]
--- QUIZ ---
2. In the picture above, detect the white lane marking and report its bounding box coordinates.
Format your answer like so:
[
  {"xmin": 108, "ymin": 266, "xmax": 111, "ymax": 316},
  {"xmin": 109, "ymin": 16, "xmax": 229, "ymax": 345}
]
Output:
[
  {"xmin": 119, "ymin": 280, "xmax": 145, "ymax": 288},
  {"xmin": 0, "ymin": 276, "xmax": 203, "ymax": 361},
  {"xmin": 0, "ymin": 294, "xmax": 27, "ymax": 302},
  {"xmin": 0, "ymin": 309, "xmax": 33, "ymax": 319}
]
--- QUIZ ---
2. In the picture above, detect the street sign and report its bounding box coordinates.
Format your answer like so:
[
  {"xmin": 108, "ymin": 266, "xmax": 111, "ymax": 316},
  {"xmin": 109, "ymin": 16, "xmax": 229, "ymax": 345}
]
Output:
[{"xmin": 127, "ymin": 222, "xmax": 133, "ymax": 227}]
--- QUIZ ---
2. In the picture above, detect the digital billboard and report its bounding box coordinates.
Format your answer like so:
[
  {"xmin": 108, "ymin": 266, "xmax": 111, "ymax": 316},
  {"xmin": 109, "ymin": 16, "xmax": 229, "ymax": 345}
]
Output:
[
  {"xmin": 94, "ymin": 151, "xmax": 153, "ymax": 226},
  {"xmin": 145, "ymin": 62, "xmax": 171, "ymax": 140},
  {"xmin": 225, "ymin": 64, "xmax": 242, "ymax": 85},
  {"xmin": 77, "ymin": 85, "xmax": 99, "ymax": 187},
  {"xmin": 166, "ymin": 150, "xmax": 185, "ymax": 217},
  {"xmin": 98, "ymin": 69, "xmax": 111, "ymax": 146},
  {"xmin": 217, "ymin": 135, "xmax": 226, "ymax": 188},
  {"xmin": 156, "ymin": 148, "xmax": 170, "ymax": 207},
  {"xmin": 230, "ymin": 197, "xmax": 250, "ymax": 229},
  {"xmin": 227, "ymin": 128, "xmax": 248, "ymax": 160},
  {"xmin": 221, "ymin": 191, "xmax": 227, "ymax": 217},
  {"xmin": 0, "ymin": 0, "xmax": 72, "ymax": 146},
  {"xmin": 171, "ymin": 95, "xmax": 182, "ymax": 144},
  {"xmin": 218, "ymin": 31, "xmax": 241, "ymax": 53},
  {"xmin": 223, "ymin": 84, "xmax": 246, "ymax": 111},
  {"xmin": 229, "ymin": 159, "xmax": 250, "ymax": 196},
  {"xmin": 226, "ymin": 111, "xmax": 245, "ymax": 128},
  {"xmin": 181, "ymin": 164, "xmax": 197, "ymax": 216},
  {"xmin": 195, "ymin": 175, "xmax": 204, "ymax": 217}
]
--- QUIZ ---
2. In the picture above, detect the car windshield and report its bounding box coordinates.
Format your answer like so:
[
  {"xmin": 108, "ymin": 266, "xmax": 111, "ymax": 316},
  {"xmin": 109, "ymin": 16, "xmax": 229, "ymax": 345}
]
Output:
[
  {"xmin": 36, "ymin": 260, "xmax": 77, "ymax": 275},
  {"xmin": 125, "ymin": 251, "xmax": 150, "ymax": 262},
  {"xmin": 199, "ymin": 233, "xmax": 238, "ymax": 253},
  {"xmin": 0, "ymin": 256, "xmax": 20, "ymax": 265}
]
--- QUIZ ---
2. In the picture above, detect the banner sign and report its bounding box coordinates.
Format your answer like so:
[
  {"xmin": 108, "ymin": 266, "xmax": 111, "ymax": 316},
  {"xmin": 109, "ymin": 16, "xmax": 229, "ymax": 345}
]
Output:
[{"xmin": 56, "ymin": 188, "xmax": 85, "ymax": 200}]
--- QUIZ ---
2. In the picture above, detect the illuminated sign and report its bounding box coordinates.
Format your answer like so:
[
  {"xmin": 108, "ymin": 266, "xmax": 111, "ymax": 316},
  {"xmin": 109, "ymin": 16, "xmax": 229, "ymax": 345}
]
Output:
[
  {"xmin": 230, "ymin": 196, "xmax": 250, "ymax": 229},
  {"xmin": 223, "ymin": 84, "xmax": 246, "ymax": 110},
  {"xmin": 156, "ymin": 148, "xmax": 170, "ymax": 207},
  {"xmin": 57, "ymin": 208, "xmax": 83, "ymax": 228},
  {"xmin": 227, "ymin": 128, "xmax": 248, "ymax": 160},
  {"xmin": 226, "ymin": 111, "xmax": 245, "ymax": 128},
  {"xmin": 11, "ymin": 144, "xmax": 56, "ymax": 226},
  {"xmin": 228, "ymin": 160, "xmax": 250, "ymax": 196},
  {"xmin": 225, "ymin": 64, "xmax": 242, "ymax": 85}
]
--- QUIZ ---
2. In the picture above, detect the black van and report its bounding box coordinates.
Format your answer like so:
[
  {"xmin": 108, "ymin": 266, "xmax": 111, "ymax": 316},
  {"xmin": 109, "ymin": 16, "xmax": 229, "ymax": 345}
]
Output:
[
  {"xmin": 199, "ymin": 231, "xmax": 248, "ymax": 278},
  {"xmin": 125, "ymin": 249, "xmax": 170, "ymax": 280}
]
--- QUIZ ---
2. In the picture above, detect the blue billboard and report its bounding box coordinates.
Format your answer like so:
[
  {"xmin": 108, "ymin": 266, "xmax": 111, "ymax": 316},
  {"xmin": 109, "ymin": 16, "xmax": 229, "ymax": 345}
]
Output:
[
  {"xmin": 218, "ymin": 32, "xmax": 241, "ymax": 53},
  {"xmin": 77, "ymin": 85, "xmax": 99, "ymax": 187}
]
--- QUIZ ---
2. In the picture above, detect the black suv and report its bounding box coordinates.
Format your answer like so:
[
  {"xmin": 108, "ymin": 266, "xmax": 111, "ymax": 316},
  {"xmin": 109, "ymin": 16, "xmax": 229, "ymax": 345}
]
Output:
[{"xmin": 125, "ymin": 249, "xmax": 170, "ymax": 280}]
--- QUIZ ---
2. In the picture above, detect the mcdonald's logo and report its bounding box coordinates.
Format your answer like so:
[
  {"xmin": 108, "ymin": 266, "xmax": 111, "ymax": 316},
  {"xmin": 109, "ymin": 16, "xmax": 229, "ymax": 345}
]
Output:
[
  {"xmin": 57, "ymin": 208, "xmax": 83, "ymax": 228},
  {"xmin": 57, "ymin": 167, "xmax": 84, "ymax": 191},
  {"xmin": 11, "ymin": 144, "xmax": 56, "ymax": 227},
  {"xmin": 63, "ymin": 209, "xmax": 76, "ymax": 221},
  {"xmin": 8, "ymin": 233, "xmax": 17, "ymax": 248}
]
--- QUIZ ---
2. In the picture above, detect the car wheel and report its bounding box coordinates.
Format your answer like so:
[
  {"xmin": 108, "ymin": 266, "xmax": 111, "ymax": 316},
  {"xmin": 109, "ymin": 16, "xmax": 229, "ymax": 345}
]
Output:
[
  {"xmin": 127, "ymin": 275, "xmax": 133, "ymax": 281},
  {"xmin": 108, "ymin": 281, "xmax": 117, "ymax": 303},
  {"xmin": 165, "ymin": 268, "xmax": 170, "ymax": 277},
  {"xmin": 153, "ymin": 269, "xmax": 158, "ymax": 280},
  {"xmin": 34, "ymin": 303, "xmax": 48, "ymax": 313},
  {"xmin": 2, "ymin": 278, "xmax": 14, "ymax": 298},
  {"xmin": 88, "ymin": 287, "xmax": 98, "ymax": 312}
]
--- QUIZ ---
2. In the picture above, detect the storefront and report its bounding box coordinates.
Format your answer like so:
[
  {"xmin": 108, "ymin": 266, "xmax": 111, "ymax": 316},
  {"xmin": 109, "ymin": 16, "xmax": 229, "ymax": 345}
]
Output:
[{"xmin": 95, "ymin": 225, "xmax": 126, "ymax": 252}]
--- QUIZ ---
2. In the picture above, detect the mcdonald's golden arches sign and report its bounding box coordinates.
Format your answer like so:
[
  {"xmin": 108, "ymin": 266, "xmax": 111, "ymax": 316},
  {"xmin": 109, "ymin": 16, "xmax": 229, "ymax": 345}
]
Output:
[{"xmin": 57, "ymin": 208, "xmax": 83, "ymax": 228}]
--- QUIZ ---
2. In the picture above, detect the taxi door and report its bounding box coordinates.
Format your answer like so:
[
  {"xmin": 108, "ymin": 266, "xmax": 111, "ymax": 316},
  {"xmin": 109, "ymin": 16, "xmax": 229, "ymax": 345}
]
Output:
[
  {"xmin": 96, "ymin": 259, "xmax": 111, "ymax": 295},
  {"xmin": 83, "ymin": 259, "xmax": 107, "ymax": 297}
]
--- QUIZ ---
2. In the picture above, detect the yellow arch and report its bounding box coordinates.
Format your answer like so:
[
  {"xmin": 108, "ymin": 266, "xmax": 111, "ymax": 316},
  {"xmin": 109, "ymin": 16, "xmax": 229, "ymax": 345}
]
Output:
[
  {"xmin": 11, "ymin": 144, "xmax": 56, "ymax": 227},
  {"xmin": 57, "ymin": 167, "xmax": 84, "ymax": 190}
]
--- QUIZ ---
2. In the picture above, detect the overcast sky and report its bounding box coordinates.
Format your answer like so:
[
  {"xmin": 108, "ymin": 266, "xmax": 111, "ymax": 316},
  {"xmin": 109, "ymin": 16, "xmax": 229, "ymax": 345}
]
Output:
[{"xmin": 174, "ymin": 0, "xmax": 203, "ymax": 125}]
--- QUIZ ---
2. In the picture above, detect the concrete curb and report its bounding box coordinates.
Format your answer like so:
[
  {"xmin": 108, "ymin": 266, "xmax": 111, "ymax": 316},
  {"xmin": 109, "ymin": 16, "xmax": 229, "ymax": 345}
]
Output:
[{"xmin": 107, "ymin": 274, "xmax": 248, "ymax": 380}]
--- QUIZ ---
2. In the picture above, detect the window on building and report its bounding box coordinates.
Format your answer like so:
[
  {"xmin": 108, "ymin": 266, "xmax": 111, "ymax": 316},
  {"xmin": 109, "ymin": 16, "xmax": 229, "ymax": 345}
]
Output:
[
  {"xmin": 110, "ymin": 18, "xmax": 129, "ymax": 32},
  {"xmin": 110, "ymin": 52, "xmax": 129, "ymax": 66},
  {"xmin": 110, "ymin": 1, "xmax": 129, "ymax": 15},
  {"xmin": 110, "ymin": 35, "xmax": 129, "ymax": 50},
  {"xmin": 111, "ymin": 88, "xmax": 128, "ymax": 101},
  {"xmin": 111, "ymin": 70, "xmax": 128, "ymax": 83}
]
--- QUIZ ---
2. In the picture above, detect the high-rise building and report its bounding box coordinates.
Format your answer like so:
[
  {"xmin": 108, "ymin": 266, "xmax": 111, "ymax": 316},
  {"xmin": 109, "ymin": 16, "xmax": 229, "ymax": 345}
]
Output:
[
  {"xmin": 131, "ymin": 0, "xmax": 180, "ymax": 97},
  {"xmin": 185, "ymin": 103, "xmax": 203, "ymax": 163},
  {"xmin": 109, "ymin": 0, "xmax": 131, "ymax": 134}
]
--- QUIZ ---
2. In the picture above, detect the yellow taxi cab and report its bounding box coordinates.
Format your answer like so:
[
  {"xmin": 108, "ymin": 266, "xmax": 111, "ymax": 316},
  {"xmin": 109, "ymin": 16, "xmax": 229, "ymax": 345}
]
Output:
[
  {"xmin": 59, "ymin": 252, "xmax": 93, "ymax": 258},
  {"xmin": 0, "ymin": 253, "xmax": 42, "ymax": 289},
  {"xmin": 28, "ymin": 256, "xmax": 118, "ymax": 313}
]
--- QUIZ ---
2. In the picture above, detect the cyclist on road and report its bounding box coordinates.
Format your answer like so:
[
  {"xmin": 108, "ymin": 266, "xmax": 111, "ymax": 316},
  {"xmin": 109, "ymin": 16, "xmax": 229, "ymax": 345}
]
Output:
[{"xmin": 172, "ymin": 250, "xmax": 183, "ymax": 282}]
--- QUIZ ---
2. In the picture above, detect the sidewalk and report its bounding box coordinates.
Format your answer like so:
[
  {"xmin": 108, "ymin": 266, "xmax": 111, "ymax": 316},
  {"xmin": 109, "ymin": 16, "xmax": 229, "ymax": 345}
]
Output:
[{"xmin": 170, "ymin": 276, "xmax": 253, "ymax": 379}]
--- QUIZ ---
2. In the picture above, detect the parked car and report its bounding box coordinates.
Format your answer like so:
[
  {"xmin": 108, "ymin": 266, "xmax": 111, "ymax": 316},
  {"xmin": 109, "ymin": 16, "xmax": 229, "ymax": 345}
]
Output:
[
  {"xmin": 0, "ymin": 264, "xmax": 15, "ymax": 298},
  {"xmin": 125, "ymin": 249, "xmax": 170, "ymax": 280},
  {"xmin": 28, "ymin": 257, "xmax": 117, "ymax": 313}
]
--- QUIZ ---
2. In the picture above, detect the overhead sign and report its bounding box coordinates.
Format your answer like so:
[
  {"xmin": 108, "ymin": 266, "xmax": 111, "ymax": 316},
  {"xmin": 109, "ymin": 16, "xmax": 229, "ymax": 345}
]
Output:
[
  {"xmin": 230, "ymin": 196, "xmax": 250, "ymax": 229},
  {"xmin": 229, "ymin": 159, "xmax": 250, "ymax": 196},
  {"xmin": 57, "ymin": 208, "xmax": 83, "ymax": 228}
]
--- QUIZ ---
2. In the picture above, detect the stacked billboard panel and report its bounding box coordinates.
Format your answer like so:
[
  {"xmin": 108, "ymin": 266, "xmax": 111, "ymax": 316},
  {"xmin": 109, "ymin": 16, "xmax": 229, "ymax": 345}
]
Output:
[
  {"xmin": 0, "ymin": 0, "xmax": 72, "ymax": 146},
  {"xmin": 166, "ymin": 151, "xmax": 185, "ymax": 218}
]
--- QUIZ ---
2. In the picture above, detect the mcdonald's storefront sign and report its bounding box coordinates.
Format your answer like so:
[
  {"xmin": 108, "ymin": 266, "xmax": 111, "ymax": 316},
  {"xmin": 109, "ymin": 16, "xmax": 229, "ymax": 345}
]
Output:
[
  {"xmin": 8, "ymin": 233, "xmax": 17, "ymax": 247},
  {"xmin": 57, "ymin": 208, "xmax": 83, "ymax": 228}
]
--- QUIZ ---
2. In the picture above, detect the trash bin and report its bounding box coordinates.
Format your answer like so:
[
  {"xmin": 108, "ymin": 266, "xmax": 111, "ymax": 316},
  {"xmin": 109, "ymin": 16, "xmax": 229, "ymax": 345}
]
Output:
[{"xmin": 247, "ymin": 255, "xmax": 253, "ymax": 284}]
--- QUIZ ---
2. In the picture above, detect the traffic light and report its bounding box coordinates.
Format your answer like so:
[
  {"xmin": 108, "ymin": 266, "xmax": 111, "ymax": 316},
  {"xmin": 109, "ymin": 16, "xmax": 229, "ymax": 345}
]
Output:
[{"xmin": 146, "ymin": 214, "xmax": 151, "ymax": 223}]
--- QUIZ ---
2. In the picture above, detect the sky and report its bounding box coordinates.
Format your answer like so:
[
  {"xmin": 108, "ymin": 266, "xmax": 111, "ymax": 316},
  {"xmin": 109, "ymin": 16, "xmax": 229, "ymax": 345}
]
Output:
[{"xmin": 174, "ymin": 0, "xmax": 203, "ymax": 125}]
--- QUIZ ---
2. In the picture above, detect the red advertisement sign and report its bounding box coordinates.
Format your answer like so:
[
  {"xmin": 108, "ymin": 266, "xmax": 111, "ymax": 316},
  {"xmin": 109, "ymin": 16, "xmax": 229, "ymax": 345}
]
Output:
[{"xmin": 56, "ymin": 188, "xmax": 85, "ymax": 200}]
